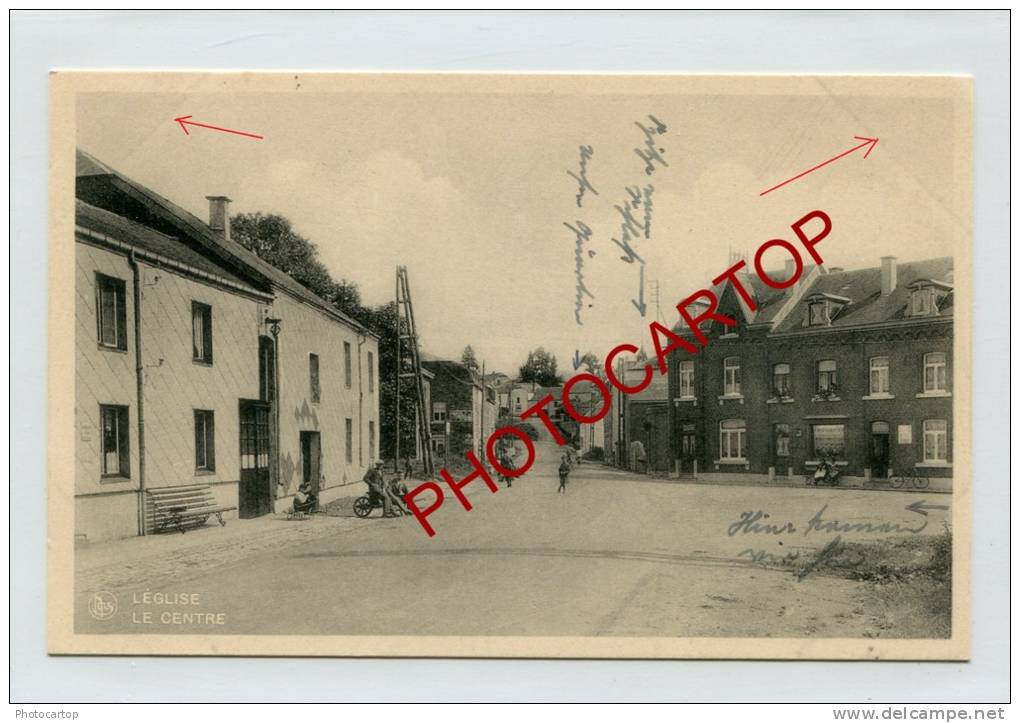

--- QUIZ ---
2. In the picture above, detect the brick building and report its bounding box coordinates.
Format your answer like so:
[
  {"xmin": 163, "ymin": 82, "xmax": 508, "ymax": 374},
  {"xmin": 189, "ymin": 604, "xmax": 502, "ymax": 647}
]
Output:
[
  {"xmin": 666, "ymin": 256, "xmax": 954, "ymax": 488},
  {"xmin": 422, "ymin": 359, "xmax": 497, "ymax": 463}
]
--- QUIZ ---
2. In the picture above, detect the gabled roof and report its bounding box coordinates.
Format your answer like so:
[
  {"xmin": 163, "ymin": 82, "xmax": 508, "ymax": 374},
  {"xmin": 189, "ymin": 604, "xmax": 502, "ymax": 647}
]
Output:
[
  {"xmin": 76, "ymin": 200, "xmax": 266, "ymax": 296},
  {"xmin": 75, "ymin": 149, "xmax": 371, "ymax": 335},
  {"xmin": 772, "ymin": 257, "xmax": 953, "ymax": 333}
]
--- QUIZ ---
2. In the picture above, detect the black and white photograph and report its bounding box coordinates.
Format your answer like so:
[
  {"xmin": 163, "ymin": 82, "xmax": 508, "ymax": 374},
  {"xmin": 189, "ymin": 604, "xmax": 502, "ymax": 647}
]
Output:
[{"xmin": 47, "ymin": 70, "xmax": 971, "ymax": 660}]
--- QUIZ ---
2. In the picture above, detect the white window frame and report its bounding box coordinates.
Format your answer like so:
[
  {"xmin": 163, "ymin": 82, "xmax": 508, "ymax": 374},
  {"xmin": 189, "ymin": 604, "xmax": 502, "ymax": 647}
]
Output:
[
  {"xmin": 772, "ymin": 363, "xmax": 791, "ymax": 398},
  {"xmin": 723, "ymin": 357, "xmax": 741, "ymax": 396},
  {"xmin": 923, "ymin": 352, "xmax": 948, "ymax": 393},
  {"xmin": 679, "ymin": 360, "xmax": 695, "ymax": 399},
  {"xmin": 719, "ymin": 419, "xmax": 746, "ymax": 461},
  {"xmin": 869, "ymin": 356, "xmax": 890, "ymax": 396},
  {"xmin": 922, "ymin": 419, "xmax": 948, "ymax": 463},
  {"xmin": 817, "ymin": 359, "xmax": 837, "ymax": 394}
]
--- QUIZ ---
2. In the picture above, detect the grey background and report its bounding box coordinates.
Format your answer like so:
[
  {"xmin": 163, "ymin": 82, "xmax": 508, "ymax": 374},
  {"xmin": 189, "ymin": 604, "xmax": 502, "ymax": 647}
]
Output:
[{"xmin": 11, "ymin": 10, "xmax": 1009, "ymax": 703}]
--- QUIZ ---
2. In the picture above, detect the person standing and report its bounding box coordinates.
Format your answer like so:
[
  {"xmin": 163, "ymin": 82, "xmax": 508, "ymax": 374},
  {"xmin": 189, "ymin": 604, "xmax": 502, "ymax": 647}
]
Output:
[
  {"xmin": 558, "ymin": 454, "xmax": 571, "ymax": 493},
  {"xmin": 403, "ymin": 456, "xmax": 414, "ymax": 480}
]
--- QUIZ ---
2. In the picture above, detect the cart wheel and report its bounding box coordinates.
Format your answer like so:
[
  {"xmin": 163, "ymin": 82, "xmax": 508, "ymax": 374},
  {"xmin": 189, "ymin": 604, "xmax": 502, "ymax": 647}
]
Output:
[
  {"xmin": 914, "ymin": 476, "xmax": 930, "ymax": 490},
  {"xmin": 353, "ymin": 496, "xmax": 374, "ymax": 518},
  {"xmin": 890, "ymin": 476, "xmax": 905, "ymax": 489}
]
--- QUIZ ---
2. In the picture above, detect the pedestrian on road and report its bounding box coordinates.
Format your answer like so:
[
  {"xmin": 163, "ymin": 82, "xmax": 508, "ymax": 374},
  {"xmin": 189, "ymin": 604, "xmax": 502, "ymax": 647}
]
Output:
[{"xmin": 558, "ymin": 455, "xmax": 571, "ymax": 493}]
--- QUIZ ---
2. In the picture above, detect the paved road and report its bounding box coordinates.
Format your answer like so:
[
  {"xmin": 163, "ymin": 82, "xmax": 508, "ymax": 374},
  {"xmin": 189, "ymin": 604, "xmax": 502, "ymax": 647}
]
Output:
[{"xmin": 77, "ymin": 426, "xmax": 949, "ymax": 638}]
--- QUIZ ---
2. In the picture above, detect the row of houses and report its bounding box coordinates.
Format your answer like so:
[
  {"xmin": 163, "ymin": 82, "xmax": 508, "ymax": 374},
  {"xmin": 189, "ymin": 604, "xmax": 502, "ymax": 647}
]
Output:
[
  {"xmin": 75, "ymin": 149, "xmax": 380, "ymax": 541},
  {"xmin": 602, "ymin": 255, "xmax": 955, "ymax": 488}
]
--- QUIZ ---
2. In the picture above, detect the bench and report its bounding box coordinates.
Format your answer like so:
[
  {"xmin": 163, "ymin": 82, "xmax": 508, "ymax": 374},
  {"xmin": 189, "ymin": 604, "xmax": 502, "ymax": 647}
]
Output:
[{"xmin": 146, "ymin": 484, "xmax": 237, "ymax": 534}]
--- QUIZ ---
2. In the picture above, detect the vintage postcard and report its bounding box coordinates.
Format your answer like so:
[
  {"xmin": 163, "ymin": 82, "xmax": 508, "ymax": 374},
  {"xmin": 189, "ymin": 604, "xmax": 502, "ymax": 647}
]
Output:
[{"xmin": 48, "ymin": 72, "xmax": 971, "ymax": 658}]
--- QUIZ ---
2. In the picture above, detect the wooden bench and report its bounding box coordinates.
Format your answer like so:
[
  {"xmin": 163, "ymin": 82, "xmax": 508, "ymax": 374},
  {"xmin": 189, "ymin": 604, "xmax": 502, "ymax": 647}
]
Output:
[{"xmin": 146, "ymin": 484, "xmax": 237, "ymax": 534}]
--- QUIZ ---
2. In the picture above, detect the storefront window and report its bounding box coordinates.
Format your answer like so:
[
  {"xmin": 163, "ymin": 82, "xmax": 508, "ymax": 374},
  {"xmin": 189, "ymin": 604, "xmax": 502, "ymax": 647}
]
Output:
[{"xmin": 812, "ymin": 424, "xmax": 845, "ymax": 459}]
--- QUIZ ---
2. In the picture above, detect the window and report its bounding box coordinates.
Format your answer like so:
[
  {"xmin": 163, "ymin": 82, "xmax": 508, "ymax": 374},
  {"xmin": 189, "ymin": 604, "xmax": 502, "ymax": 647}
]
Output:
[
  {"xmin": 816, "ymin": 360, "xmax": 838, "ymax": 395},
  {"xmin": 723, "ymin": 357, "xmax": 741, "ymax": 396},
  {"xmin": 911, "ymin": 288, "xmax": 932, "ymax": 316},
  {"xmin": 309, "ymin": 353, "xmax": 320, "ymax": 403},
  {"xmin": 869, "ymin": 356, "xmax": 890, "ymax": 395},
  {"xmin": 96, "ymin": 274, "xmax": 128, "ymax": 350},
  {"xmin": 345, "ymin": 418, "xmax": 353, "ymax": 463},
  {"xmin": 433, "ymin": 402, "xmax": 447, "ymax": 422},
  {"xmin": 368, "ymin": 421, "xmax": 376, "ymax": 462},
  {"xmin": 924, "ymin": 352, "xmax": 948, "ymax": 393},
  {"xmin": 809, "ymin": 301, "xmax": 828, "ymax": 326},
  {"xmin": 368, "ymin": 351, "xmax": 375, "ymax": 393},
  {"xmin": 812, "ymin": 424, "xmax": 846, "ymax": 459},
  {"xmin": 191, "ymin": 302, "xmax": 213, "ymax": 363},
  {"xmin": 344, "ymin": 341, "xmax": 352, "ymax": 388},
  {"xmin": 923, "ymin": 420, "xmax": 948, "ymax": 463},
  {"xmin": 774, "ymin": 423, "xmax": 790, "ymax": 457},
  {"xmin": 679, "ymin": 360, "xmax": 695, "ymax": 398},
  {"xmin": 719, "ymin": 419, "xmax": 746, "ymax": 460},
  {"xmin": 772, "ymin": 363, "xmax": 790, "ymax": 398},
  {"xmin": 194, "ymin": 410, "xmax": 216, "ymax": 472},
  {"xmin": 100, "ymin": 405, "xmax": 130, "ymax": 478}
]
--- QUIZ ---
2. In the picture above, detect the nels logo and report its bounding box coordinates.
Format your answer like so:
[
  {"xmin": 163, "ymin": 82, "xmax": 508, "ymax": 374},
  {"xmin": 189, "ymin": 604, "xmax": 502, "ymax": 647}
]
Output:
[{"xmin": 87, "ymin": 591, "xmax": 118, "ymax": 621}]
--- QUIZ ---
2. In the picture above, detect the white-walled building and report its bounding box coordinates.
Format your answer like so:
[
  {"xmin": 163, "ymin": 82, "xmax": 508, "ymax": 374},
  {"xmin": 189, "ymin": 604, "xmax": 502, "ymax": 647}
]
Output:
[{"xmin": 74, "ymin": 150, "xmax": 379, "ymax": 541}]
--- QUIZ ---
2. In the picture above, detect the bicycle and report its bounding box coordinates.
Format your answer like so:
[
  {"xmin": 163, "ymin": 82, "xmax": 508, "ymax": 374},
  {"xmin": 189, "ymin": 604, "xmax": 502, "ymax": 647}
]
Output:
[{"xmin": 889, "ymin": 468, "xmax": 930, "ymax": 490}]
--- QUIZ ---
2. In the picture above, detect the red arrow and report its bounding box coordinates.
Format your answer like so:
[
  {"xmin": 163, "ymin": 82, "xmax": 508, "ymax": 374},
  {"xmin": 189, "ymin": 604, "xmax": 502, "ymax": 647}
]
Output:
[
  {"xmin": 174, "ymin": 115, "xmax": 264, "ymax": 140},
  {"xmin": 759, "ymin": 135, "xmax": 878, "ymax": 196}
]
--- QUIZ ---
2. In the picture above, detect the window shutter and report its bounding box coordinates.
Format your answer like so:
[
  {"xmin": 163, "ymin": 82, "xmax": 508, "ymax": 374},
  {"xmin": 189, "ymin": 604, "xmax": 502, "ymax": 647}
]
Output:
[
  {"xmin": 118, "ymin": 407, "xmax": 130, "ymax": 477},
  {"xmin": 116, "ymin": 280, "xmax": 127, "ymax": 351},
  {"xmin": 204, "ymin": 307, "xmax": 213, "ymax": 363},
  {"xmin": 207, "ymin": 412, "xmax": 216, "ymax": 470},
  {"xmin": 194, "ymin": 410, "xmax": 204, "ymax": 468}
]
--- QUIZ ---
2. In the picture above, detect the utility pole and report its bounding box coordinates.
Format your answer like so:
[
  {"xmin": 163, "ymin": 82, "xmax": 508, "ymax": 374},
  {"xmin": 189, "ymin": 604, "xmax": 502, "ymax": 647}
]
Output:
[
  {"xmin": 395, "ymin": 266, "xmax": 435, "ymax": 477},
  {"xmin": 394, "ymin": 269, "xmax": 401, "ymax": 475}
]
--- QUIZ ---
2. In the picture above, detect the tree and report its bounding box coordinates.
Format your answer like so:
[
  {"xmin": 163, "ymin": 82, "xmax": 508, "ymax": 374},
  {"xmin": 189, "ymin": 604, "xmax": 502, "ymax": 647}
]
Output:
[
  {"xmin": 351, "ymin": 301, "xmax": 418, "ymax": 464},
  {"xmin": 518, "ymin": 347, "xmax": 560, "ymax": 387},
  {"xmin": 461, "ymin": 345, "xmax": 479, "ymax": 373},
  {"xmin": 231, "ymin": 212, "xmax": 363, "ymax": 316},
  {"xmin": 577, "ymin": 351, "xmax": 604, "ymax": 378},
  {"xmin": 231, "ymin": 211, "xmax": 414, "ymax": 465}
]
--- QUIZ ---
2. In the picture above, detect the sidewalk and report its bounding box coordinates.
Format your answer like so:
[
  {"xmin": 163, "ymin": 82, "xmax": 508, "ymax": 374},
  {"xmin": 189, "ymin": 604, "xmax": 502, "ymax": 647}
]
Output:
[{"xmin": 75, "ymin": 487, "xmax": 381, "ymax": 595}]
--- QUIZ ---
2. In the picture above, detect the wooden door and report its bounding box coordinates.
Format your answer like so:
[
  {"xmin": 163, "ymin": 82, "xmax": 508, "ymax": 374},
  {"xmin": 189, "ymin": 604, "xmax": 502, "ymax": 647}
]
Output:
[{"xmin": 239, "ymin": 400, "xmax": 272, "ymax": 518}]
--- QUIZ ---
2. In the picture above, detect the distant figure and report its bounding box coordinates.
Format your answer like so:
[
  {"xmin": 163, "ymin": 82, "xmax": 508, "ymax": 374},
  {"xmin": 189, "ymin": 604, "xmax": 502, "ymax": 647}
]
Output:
[
  {"xmin": 403, "ymin": 456, "xmax": 414, "ymax": 480},
  {"xmin": 292, "ymin": 481, "xmax": 317, "ymax": 513},
  {"xmin": 498, "ymin": 448, "xmax": 514, "ymax": 488},
  {"xmin": 388, "ymin": 476, "xmax": 411, "ymax": 515},
  {"xmin": 630, "ymin": 440, "xmax": 646, "ymax": 473},
  {"xmin": 558, "ymin": 455, "xmax": 571, "ymax": 493}
]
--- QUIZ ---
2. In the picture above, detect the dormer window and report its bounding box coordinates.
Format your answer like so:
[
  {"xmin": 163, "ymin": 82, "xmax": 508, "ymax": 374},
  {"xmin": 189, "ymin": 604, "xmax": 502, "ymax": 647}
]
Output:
[
  {"xmin": 809, "ymin": 301, "xmax": 829, "ymax": 326},
  {"xmin": 907, "ymin": 279, "xmax": 953, "ymax": 317},
  {"xmin": 805, "ymin": 293, "xmax": 851, "ymax": 327}
]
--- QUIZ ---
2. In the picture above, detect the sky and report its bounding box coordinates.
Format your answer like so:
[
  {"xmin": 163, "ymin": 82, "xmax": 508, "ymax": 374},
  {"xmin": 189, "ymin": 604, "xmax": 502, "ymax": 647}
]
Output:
[{"xmin": 76, "ymin": 76, "xmax": 968, "ymax": 377}]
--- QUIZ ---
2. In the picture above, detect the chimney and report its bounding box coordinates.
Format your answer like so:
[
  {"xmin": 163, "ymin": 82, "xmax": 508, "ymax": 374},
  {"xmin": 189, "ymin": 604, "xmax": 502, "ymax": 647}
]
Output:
[
  {"xmin": 206, "ymin": 196, "xmax": 232, "ymax": 239},
  {"xmin": 881, "ymin": 256, "xmax": 897, "ymax": 296},
  {"xmin": 783, "ymin": 258, "xmax": 796, "ymax": 283}
]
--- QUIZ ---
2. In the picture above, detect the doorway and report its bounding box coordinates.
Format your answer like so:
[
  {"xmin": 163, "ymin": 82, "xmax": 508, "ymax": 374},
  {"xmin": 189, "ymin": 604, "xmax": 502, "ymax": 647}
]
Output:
[
  {"xmin": 300, "ymin": 431, "xmax": 322, "ymax": 496},
  {"xmin": 870, "ymin": 421, "xmax": 890, "ymax": 478},
  {"xmin": 239, "ymin": 399, "xmax": 272, "ymax": 518},
  {"xmin": 679, "ymin": 425, "xmax": 697, "ymax": 475}
]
